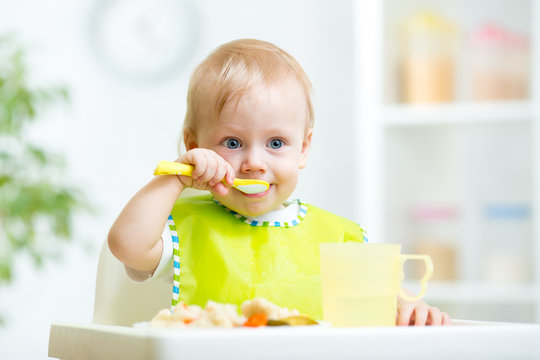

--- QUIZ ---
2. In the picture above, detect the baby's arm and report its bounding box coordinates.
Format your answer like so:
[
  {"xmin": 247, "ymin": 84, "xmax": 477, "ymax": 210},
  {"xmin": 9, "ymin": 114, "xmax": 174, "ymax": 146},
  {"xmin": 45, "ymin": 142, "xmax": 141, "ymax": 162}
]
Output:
[
  {"xmin": 108, "ymin": 175, "xmax": 184, "ymax": 273},
  {"xmin": 108, "ymin": 149, "xmax": 235, "ymax": 273}
]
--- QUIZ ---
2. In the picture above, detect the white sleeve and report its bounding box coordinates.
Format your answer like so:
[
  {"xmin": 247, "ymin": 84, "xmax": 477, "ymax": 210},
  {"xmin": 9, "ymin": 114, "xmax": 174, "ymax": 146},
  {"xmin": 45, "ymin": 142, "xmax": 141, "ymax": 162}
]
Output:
[{"xmin": 124, "ymin": 223, "xmax": 174, "ymax": 282}]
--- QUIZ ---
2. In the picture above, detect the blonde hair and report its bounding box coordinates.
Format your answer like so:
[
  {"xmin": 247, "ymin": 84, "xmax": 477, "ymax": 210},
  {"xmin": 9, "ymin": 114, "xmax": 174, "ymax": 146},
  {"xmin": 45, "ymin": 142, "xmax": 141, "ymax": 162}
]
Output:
[{"xmin": 183, "ymin": 39, "xmax": 313, "ymax": 142}]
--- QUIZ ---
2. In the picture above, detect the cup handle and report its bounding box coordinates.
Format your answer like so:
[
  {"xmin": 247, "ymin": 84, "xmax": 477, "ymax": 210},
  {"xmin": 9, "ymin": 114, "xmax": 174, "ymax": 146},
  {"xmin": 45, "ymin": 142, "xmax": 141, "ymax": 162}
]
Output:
[{"xmin": 397, "ymin": 255, "xmax": 434, "ymax": 302}]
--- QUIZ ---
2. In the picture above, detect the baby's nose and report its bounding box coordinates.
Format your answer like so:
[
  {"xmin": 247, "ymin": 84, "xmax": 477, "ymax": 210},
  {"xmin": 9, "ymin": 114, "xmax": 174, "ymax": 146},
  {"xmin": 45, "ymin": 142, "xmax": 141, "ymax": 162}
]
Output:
[{"xmin": 240, "ymin": 151, "xmax": 267, "ymax": 174}]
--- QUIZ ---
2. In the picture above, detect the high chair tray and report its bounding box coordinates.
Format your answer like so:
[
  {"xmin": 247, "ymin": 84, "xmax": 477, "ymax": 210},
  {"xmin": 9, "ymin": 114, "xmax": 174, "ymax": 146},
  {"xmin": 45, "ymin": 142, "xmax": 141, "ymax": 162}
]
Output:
[{"xmin": 48, "ymin": 320, "xmax": 540, "ymax": 360}]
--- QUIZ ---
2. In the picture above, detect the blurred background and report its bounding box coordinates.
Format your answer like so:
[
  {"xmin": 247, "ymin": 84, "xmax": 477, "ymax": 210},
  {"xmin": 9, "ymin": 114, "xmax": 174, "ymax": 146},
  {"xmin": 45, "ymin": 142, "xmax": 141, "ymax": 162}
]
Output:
[{"xmin": 0, "ymin": 0, "xmax": 539, "ymax": 358}]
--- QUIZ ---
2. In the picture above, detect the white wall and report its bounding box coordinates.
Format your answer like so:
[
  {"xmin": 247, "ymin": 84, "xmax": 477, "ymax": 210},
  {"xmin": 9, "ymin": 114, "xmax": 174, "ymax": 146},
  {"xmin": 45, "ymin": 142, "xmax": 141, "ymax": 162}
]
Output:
[{"xmin": 0, "ymin": 1, "xmax": 357, "ymax": 358}]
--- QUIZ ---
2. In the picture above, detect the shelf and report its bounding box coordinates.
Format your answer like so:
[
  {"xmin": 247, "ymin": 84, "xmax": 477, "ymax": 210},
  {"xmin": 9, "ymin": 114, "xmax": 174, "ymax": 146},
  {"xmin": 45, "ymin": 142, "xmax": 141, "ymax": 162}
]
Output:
[
  {"xmin": 357, "ymin": 0, "xmax": 540, "ymax": 323},
  {"xmin": 403, "ymin": 281, "xmax": 539, "ymax": 305},
  {"xmin": 383, "ymin": 100, "xmax": 533, "ymax": 127}
]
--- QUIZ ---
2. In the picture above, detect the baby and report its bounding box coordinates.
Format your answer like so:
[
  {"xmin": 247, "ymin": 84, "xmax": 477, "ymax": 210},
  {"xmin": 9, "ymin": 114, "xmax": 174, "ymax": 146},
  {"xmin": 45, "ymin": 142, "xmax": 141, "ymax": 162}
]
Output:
[{"xmin": 108, "ymin": 39, "xmax": 449, "ymax": 326}]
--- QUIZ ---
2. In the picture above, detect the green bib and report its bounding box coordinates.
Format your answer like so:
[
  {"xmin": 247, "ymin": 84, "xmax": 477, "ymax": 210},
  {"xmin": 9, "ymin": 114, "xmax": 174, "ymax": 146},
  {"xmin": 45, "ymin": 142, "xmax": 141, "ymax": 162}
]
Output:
[{"xmin": 169, "ymin": 194, "xmax": 365, "ymax": 320}]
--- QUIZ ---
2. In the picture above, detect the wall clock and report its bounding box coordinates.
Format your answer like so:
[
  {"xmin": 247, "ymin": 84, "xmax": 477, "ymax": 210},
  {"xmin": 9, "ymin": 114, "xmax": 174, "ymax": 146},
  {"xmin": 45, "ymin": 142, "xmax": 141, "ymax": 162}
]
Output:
[{"xmin": 89, "ymin": 0, "xmax": 199, "ymax": 83}]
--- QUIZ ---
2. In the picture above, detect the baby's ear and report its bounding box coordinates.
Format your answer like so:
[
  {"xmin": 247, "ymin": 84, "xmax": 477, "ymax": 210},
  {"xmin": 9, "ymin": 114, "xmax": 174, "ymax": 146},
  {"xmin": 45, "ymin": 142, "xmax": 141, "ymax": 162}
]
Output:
[
  {"xmin": 299, "ymin": 128, "xmax": 313, "ymax": 169},
  {"xmin": 183, "ymin": 130, "xmax": 198, "ymax": 151}
]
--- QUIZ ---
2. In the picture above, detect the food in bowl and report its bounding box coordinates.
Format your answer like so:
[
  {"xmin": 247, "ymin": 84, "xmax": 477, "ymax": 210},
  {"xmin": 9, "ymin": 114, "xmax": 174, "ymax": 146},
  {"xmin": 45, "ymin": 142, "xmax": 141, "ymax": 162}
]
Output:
[{"xmin": 148, "ymin": 297, "xmax": 316, "ymax": 328}]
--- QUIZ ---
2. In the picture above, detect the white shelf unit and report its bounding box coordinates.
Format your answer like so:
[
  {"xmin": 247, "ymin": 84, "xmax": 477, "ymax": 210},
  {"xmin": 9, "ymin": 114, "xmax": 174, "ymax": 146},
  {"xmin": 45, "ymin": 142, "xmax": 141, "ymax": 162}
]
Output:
[
  {"xmin": 383, "ymin": 101, "xmax": 533, "ymax": 126},
  {"xmin": 355, "ymin": 0, "xmax": 540, "ymax": 323}
]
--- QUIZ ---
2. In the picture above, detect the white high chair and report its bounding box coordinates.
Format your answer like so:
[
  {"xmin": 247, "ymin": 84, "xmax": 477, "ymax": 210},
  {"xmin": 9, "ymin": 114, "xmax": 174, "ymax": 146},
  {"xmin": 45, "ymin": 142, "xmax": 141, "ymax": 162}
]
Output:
[{"xmin": 92, "ymin": 240, "xmax": 171, "ymax": 326}]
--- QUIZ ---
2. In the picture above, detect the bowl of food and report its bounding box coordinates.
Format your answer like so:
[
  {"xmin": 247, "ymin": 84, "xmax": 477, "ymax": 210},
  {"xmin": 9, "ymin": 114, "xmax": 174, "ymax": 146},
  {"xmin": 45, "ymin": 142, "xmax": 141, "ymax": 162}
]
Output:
[{"xmin": 135, "ymin": 297, "xmax": 324, "ymax": 329}]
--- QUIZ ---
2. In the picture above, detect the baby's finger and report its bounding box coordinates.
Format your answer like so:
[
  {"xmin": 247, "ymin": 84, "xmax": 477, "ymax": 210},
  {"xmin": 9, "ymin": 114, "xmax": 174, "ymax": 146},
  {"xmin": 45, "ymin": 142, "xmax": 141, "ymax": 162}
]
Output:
[
  {"xmin": 413, "ymin": 305, "xmax": 428, "ymax": 326},
  {"xmin": 442, "ymin": 312, "xmax": 451, "ymax": 325},
  {"xmin": 181, "ymin": 152, "xmax": 207, "ymax": 179},
  {"xmin": 209, "ymin": 162, "xmax": 228, "ymax": 187},
  {"xmin": 207, "ymin": 152, "xmax": 234, "ymax": 186},
  {"xmin": 212, "ymin": 182, "xmax": 229, "ymax": 196},
  {"xmin": 428, "ymin": 307, "xmax": 443, "ymax": 326},
  {"xmin": 396, "ymin": 303, "xmax": 414, "ymax": 326},
  {"xmin": 224, "ymin": 162, "xmax": 235, "ymax": 186},
  {"xmin": 191, "ymin": 163, "xmax": 206, "ymax": 179},
  {"xmin": 197, "ymin": 153, "xmax": 219, "ymax": 184}
]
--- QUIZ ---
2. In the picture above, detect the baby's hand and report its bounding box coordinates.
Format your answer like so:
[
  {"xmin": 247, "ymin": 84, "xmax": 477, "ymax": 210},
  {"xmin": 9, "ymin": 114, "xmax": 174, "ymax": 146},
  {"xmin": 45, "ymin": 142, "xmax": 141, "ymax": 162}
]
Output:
[
  {"xmin": 176, "ymin": 149, "xmax": 235, "ymax": 196},
  {"xmin": 396, "ymin": 300, "xmax": 451, "ymax": 326}
]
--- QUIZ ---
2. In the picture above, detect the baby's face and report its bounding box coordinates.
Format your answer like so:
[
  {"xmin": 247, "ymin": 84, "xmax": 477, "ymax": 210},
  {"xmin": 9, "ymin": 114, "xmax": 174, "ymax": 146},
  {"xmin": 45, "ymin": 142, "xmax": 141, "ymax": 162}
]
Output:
[{"xmin": 194, "ymin": 79, "xmax": 311, "ymax": 217}]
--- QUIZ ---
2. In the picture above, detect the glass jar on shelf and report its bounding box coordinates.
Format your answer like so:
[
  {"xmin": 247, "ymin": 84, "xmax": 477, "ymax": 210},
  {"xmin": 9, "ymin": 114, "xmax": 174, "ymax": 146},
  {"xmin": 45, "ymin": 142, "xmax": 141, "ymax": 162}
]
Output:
[
  {"xmin": 481, "ymin": 203, "xmax": 533, "ymax": 284},
  {"xmin": 408, "ymin": 204, "xmax": 460, "ymax": 281},
  {"xmin": 468, "ymin": 23, "xmax": 530, "ymax": 101},
  {"xmin": 399, "ymin": 11, "xmax": 457, "ymax": 103}
]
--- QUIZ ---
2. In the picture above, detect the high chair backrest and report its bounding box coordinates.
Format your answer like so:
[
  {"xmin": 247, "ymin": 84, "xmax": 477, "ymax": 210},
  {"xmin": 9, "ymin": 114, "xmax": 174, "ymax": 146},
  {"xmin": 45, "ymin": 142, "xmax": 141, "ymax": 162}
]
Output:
[{"xmin": 92, "ymin": 240, "xmax": 171, "ymax": 326}]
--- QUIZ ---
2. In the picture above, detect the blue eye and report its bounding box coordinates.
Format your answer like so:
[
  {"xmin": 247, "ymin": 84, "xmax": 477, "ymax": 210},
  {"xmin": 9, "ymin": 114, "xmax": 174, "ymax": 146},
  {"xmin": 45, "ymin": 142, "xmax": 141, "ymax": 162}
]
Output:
[
  {"xmin": 224, "ymin": 138, "xmax": 241, "ymax": 149},
  {"xmin": 268, "ymin": 138, "xmax": 283, "ymax": 149}
]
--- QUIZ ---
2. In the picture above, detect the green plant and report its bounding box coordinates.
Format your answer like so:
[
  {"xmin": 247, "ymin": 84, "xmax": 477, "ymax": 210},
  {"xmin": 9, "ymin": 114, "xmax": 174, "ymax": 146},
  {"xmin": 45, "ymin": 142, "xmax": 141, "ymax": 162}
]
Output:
[{"xmin": 0, "ymin": 35, "xmax": 90, "ymax": 288}]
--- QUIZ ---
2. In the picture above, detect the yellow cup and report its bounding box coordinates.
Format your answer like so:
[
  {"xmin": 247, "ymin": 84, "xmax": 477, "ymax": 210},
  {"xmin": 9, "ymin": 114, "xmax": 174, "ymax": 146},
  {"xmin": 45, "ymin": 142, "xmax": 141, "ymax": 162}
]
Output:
[{"xmin": 320, "ymin": 243, "xmax": 433, "ymax": 327}]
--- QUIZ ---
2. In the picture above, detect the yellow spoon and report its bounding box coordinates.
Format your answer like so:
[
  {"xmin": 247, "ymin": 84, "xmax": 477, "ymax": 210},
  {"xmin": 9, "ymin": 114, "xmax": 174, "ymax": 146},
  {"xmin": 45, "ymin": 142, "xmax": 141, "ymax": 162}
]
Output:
[{"xmin": 153, "ymin": 160, "xmax": 270, "ymax": 195}]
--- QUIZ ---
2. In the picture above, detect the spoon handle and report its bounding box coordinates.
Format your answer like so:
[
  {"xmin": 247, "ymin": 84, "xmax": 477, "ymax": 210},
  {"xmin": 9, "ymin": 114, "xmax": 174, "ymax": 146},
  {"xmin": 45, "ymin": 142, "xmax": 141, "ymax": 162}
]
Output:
[{"xmin": 154, "ymin": 161, "xmax": 193, "ymax": 176}]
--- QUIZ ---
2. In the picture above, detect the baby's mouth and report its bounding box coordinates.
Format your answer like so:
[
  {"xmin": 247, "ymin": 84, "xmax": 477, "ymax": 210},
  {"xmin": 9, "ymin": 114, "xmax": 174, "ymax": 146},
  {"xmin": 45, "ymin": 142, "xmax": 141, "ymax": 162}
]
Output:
[{"xmin": 240, "ymin": 184, "xmax": 272, "ymax": 198}]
